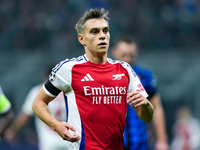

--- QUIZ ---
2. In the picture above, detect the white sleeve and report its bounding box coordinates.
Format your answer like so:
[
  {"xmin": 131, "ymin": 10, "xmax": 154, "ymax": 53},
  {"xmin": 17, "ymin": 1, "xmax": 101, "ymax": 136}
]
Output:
[
  {"xmin": 48, "ymin": 60, "xmax": 72, "ymax": 93},
  {"xmin": 125, "ymin": 63, "xmax": 148, "ymax": 98}
]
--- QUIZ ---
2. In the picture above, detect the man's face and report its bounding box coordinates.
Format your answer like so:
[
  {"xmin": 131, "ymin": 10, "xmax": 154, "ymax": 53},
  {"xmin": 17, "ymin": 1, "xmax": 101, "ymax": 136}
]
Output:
[
  {"xmin": 114, "ymin": 42, "xmax": 137, "ymax": 65},
  {"xmin": 80, "ymin": 18, "xmax": 110, "ymax": 57}
]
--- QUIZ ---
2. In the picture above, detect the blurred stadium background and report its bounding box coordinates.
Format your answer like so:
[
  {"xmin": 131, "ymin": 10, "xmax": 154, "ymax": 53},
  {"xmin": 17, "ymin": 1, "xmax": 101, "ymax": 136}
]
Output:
[{"xmin": 0, "ymin": 0, "xmax": 200, "ymax": 149}]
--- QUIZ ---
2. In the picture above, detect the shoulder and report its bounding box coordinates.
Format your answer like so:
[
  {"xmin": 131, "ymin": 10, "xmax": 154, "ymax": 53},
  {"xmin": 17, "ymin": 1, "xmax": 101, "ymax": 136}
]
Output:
[
  {"xmin": 53, "ymin": 55, "xmax": 88, "ymax": 73},
  {"xmin": 108, "ymin": 58, "xmax": 132, "ymax": 68},
  {"xmin": 107, "ymin": 58, "xmax": 137, "ymax": 77}
]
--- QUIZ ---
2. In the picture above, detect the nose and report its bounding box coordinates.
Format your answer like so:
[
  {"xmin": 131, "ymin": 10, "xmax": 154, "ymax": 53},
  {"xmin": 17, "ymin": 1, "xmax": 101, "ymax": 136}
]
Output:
[{"xmin": 99, "ymin": 31, "xmax": 106, "ymax": 40}]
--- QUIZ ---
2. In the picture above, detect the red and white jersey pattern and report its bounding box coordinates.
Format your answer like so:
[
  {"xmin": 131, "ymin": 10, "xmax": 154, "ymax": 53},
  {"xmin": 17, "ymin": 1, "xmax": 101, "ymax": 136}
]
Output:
[{"xmin": 43, "ymin": 54, "xmax": 148, "ymax": 150}]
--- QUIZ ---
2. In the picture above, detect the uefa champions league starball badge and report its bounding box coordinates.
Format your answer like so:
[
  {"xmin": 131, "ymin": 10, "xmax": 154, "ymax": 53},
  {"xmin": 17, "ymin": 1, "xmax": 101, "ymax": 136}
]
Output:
[{"xmin": 49, "ymin": 71, "xmax": 56, "ymax": 81}]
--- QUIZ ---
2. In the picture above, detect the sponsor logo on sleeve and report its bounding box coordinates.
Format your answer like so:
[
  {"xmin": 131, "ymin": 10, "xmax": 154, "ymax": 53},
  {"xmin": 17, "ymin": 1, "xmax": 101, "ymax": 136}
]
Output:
[{"xmin": 136, "ymin": 83, "xmax": 145, "ymax": 92}]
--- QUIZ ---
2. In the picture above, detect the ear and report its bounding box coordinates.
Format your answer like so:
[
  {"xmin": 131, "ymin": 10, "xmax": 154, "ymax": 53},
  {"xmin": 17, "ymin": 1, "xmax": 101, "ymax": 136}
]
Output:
[{"xmin": 78, "ymin": 34, "xmax": 85, "ymax": 46}]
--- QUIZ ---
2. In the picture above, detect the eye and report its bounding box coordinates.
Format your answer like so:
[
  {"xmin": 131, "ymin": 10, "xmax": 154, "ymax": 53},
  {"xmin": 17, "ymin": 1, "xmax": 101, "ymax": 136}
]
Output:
[
  {"xmin": 91, "ymin": 29, "xmax": 99, "ymax": 34},
  {"xmin": 103, "ymin": 28, "xmax": 109, "ymax": 34}
]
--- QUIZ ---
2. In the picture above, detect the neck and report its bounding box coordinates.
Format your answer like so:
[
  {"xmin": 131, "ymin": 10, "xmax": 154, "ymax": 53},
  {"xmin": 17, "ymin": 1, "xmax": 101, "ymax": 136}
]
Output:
[{"xmin": 85, "ymin": 51, "xmax": 107, "ymax": 64}]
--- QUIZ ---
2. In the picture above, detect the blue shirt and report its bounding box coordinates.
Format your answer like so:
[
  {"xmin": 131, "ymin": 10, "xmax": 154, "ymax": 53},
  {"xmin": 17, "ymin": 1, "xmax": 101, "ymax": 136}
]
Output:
[{"xmin": 124, "ymin": 65, "xmax": 157, "ymax": 150}]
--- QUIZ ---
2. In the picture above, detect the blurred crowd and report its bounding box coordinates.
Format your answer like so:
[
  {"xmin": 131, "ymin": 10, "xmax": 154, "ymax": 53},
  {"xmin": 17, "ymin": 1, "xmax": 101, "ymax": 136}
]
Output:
[{"xmin": 0, "ymin": 0, "xmax": 200, "ymax": 52}]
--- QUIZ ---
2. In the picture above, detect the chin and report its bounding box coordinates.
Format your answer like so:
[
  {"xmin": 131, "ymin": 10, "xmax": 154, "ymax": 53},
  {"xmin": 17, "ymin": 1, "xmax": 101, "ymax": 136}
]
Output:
[
  {"xmin": 96, "ymin": 51, "xmax": 107, "ymax": 57},
  {"xmin": 97, "ymin": 47, "xmax": 107, "ymax": 52}
]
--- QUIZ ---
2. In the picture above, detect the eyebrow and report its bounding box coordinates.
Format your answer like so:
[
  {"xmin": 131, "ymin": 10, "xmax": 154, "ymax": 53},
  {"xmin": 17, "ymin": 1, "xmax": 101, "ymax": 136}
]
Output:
[{"xmin": 89, "ymin": 26, "xmax": 109, "ymax": 32}]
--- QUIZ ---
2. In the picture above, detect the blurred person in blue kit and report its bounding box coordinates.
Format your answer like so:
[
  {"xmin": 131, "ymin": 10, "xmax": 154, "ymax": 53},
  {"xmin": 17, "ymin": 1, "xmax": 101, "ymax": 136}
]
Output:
[
  {"xmin": 4, "ymin": 66, "xmax": 68, "ymax": 150},
  {"xmin": 0, "ymin": 85, "xmax": 14, "ymax": 139},
  {"xmin": 112, "ymin": 35, "xmax": 169, "ymax": 150}
]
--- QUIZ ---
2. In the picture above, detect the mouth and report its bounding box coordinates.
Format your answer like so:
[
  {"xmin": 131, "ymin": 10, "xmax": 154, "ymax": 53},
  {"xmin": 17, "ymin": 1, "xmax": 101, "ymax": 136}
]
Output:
[{"xmin": 98, "ymin": 42, "xmax": 107, "ymax": 47}]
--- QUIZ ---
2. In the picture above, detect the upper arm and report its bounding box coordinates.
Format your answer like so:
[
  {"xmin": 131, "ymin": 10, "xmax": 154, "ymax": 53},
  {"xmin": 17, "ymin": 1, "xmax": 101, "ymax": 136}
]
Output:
[{"xmin": 33, "ymin": 87, "xmax": 55, "ymax": 106}]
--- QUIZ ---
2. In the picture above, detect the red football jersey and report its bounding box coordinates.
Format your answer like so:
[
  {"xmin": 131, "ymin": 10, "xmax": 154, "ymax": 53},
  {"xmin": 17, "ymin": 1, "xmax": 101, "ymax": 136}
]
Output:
[{"xmin": 44, "ymin": 54, "xmax": 148, "ymax": 150}]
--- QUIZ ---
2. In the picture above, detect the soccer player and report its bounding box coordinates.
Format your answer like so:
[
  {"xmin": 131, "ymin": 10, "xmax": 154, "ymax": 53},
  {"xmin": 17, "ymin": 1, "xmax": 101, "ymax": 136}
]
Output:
[
  {"xmin": 0, "ymin": 85, "xmax": 14, "ymax": 138},
  {"xmin": 4, "ymin": 67, "xmax": 68, "ymax": 150},
  {"xmin": 112, "ymin": 36, "xmax": 168, "ymax": 150},
  {"xmin": 32, "ymin": 8, "xmax": 154, "ymax": 150}
]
